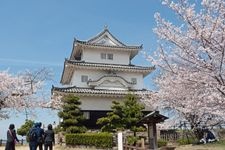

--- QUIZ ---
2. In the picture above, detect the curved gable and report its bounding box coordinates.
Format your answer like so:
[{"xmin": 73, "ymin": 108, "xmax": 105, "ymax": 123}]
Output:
[
  {"xmin": 87, "ymin": 28, "xmax": 125, "ymax": 47},
  {"xmin": 87, "ymin": 75, "xmax": 135, "ymax": 90}
]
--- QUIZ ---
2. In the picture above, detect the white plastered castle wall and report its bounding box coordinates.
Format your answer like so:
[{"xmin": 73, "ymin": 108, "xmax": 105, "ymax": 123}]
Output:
[
  {"xmin": 70, "ymin": 68, "xmax": 144, "ymax": 89},
  {"xmin": 82, "ymin": 48, "xmax": 130, "ymax": 65},
  {"xmin": 79, "ymin": 96, "xmax": 122, "ymax": 110},
  {"xmin": 77, "ymin": 95, "xmax": 151, "ymax": 111}
]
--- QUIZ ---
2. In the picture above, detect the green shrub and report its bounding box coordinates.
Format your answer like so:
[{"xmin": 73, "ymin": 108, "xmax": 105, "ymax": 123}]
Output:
[
  {"xmin": 66, "ymin": 126, "xmax": 87, "ymax": 133},
  {"xmin": 65, "ymin": 132, "xmax": 113, "ymax": 148},
  {"xmin": 177, "ymin": 138, "xmax": 197, "ymax": 145},
  {"xmin": 53, "ymin": 125, "xmax": 64, "ymax": 134},
  {"xmin": 157, "ymin": 139, "xmax": 167, "ymax": 147},
  {"xmin": 127, "ymin": 136, "xmax": 139, "ymax": 145}
]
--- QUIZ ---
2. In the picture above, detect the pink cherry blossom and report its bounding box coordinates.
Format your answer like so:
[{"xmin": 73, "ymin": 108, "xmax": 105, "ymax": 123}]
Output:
[
  {"xmin": 144, "ymin": 0, "xmax": 225, "ymax": 129},
  {"xmin": 0, "ymin": 68, "xmax": 52, "ymax": 118}
]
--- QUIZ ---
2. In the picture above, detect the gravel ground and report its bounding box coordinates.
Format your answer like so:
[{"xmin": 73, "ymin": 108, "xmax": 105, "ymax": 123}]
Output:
[{"xmin": 174, "ymin": 144, "xmax": 225, "ymax": 150}]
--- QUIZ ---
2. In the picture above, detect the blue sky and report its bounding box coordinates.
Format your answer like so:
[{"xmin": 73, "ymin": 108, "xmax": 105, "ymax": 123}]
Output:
[{"xmin": 0, "ymin": 0, "xmax": 176, "ymax": 139}]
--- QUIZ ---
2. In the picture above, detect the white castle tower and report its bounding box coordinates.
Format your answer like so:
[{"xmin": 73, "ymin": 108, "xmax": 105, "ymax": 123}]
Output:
[{"xmin": 51, "ymin": 28, "xmax": 155, "ymax": 128}]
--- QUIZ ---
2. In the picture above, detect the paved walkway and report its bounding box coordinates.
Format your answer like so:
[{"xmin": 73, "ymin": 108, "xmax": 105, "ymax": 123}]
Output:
[
  {"xmin": 0, "ymin": 145, "xmax": 105, "ymax": 150},
  {"xmin": 175, "ymin": 144, "xmax": 224, "ymax": 150},
  {"xmin": 1, "ymin": 144, "xmax": 224, "ymax": 150}
]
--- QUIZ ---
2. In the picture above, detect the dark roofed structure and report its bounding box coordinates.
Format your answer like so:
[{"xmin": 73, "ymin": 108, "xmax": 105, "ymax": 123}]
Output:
[{"xmin": 138, "ymin": 111, "xmax": 168, "ymax": 149}]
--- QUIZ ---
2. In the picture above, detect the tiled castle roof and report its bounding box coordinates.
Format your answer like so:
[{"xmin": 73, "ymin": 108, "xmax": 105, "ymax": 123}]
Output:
[
  {"xmin": 75, "ymin": 39, "xmax": 142, "ymax": 50},
  {"xmin": 65, "ymin": 59, "xmax": 155, "ymax": 71},
  {"xmin": 87, "ymin": 28, "xmax": 126, "ymax": 46},
  {"xmin": 52, "ymin": 86, "xmax": 152, "ymax": 97},
  {"xmin": 70, "ymin": 28, "xmax": 142, "ymax": 60},
  {"xmin": 61, "ymin": 59, "xmax": 155, "ymax": 84}
]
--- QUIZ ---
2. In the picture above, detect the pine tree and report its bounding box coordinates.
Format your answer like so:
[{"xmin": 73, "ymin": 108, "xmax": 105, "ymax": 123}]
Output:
[
  {"xmin": 17, "ymin": 120, "xmax": 34, "ymax": 137},
  {"xmin": 58, "ymin": 94, "xmax": 87, "ymax": 133},
  {"xmin": 97, "ymin": 101, "xmax": 124, "ymax": 132},
  {"xmin": 123, "ymin": 94, "xmax": 145, "ymax": 135},
  {"xmin": 97, "ymin": 94, "xmax": 145, "ymax": 133}
]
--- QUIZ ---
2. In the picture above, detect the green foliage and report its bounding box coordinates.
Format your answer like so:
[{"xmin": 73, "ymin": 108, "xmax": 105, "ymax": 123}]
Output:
[
  {"xmin": 97, "ymin": 93, "xmax": 145, "ymax": 133},
  {"xmin": 157, "ymin": 139, "xmax": 168, "ymax": 147},
  {"xmin": 97, "ymin": 101, "xmax": 124, "ymax": 132},
  {"xmin": 53, "ymin": 125, "xmax": 64, "ymax": 134},
  {"xmin": 122, "ymin": 94, "xmax": 145, "ymax": 130},
  {"xmin": 65, "ymin": 132, "xmax": 113, "ymax": 148},
  {"xmin": 127, "ymin": 136, "xmax": 139, "ymax": 145},
  {"xmin": 66, "ymin": 126, "xmax": 87, "ymax": 133},
  {"xmin": 58, "ymin": 94, "xmax": 87, "ymax": 133},
  {"xmin": 177, "ymin": 138, "xmax": 197, "ymax": 145},
  {"xmin": 17, "ymin": 120, "xmax": 34, "ymax": 137}
]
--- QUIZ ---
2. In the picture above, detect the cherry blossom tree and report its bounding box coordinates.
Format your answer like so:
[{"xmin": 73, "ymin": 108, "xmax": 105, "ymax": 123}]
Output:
[
  {"xmin": 0, "ymin": 68, "xmax": 53, "ymax": 119},
  {"xmin": 145, "ymin": 0, "xmax": 225, "ymax": 129}
]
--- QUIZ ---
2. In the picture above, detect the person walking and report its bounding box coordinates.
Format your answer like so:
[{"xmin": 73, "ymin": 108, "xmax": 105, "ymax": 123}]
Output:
[
  {"xmin": 44, "ymin": 124, "xmax": 55, "ymax": 150},
  {"xmin": 28, "ymin": 123, "xmax": 39, "ymax": 150},
  {"xmin": 5, "ymin": 124, "xmax": 19, "ymax": 150},
  {"xmin": 36, "ymin": 122, "xmax": 44, "ymax": 150}
]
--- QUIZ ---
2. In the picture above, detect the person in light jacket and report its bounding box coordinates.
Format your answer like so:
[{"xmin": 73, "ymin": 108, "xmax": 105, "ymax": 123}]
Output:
[
  {"xmin": 5, "ymin": 124, "xmax": 19, "ymax": 150},
  {"xmin": 44, "ymin": 124, "xmax": 55, "ymax": 150}
]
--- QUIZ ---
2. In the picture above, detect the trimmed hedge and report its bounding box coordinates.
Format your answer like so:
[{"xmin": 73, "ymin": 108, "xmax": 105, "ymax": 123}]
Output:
[
  {"xmin": 177, "ymin": 138, "xmax": 198, "ymax": 145},
  {"xmin": 65, "ymin": 132, "xmax": 113, "ymax": 148},
  {"xmin": 158, "ymin": 139, "xmax": 168, "ymax": 147}
]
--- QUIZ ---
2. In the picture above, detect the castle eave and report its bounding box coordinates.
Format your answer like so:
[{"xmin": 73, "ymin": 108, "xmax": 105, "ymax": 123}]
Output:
[
  {"xmin": 76, "ymin": 40, "xmax": 142, "ymax": 50},
  {"xmin": 60, "ymin": 60, "xmax": 155, "ymax": 85},
  {"xmin": 66, "ymin": 60, "xmax": 155, "ymax": 72},
  {"xmin": 52, "ymin": 86, "xmax": 152, "ymax": 98}
]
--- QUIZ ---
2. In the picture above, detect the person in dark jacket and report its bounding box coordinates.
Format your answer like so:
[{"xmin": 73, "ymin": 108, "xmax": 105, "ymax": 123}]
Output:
[
  {"xmin": 28, "ymin": 123, "xmax": 39, "ymax": 150},
  {"xmin": 36, "ymin": 122, "xmax": 44, "ymax": 150},
  {"xmin": 44, "ymin": 124, "xmax": 55, "ymax": 150},
  {"xmin": 5, "ymin": 124, "xmax": 19, "ymax": 150},
  {"xmin": 206, "ymin": 129, "xmax": 216, "ymax": 143}
]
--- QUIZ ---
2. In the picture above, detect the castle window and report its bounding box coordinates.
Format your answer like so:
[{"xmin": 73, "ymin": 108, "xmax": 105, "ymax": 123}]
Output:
[
  {"xmin": 81, "ymin": 75, "xmax": 88, "ymax": 82},
  {"xmin": 107, "ymin": 53, "xmax": 113, "ymax": 60},
  {"xmin": 131, "ymin": 78, "xmax": 137, "ymax": 84},
  {"xmin": 83, "ymin": 111, "xmax": 90, "ymax": 119},
  {"xmin": 101, "ymin": 53, "xmax": 106, "ymax": 59}
]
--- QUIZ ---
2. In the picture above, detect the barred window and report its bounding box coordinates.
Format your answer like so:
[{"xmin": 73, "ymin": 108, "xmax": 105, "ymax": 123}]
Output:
[
  {"xmin": 81, "ymin": 75, "xmax": 88, "ymax": 82},
  {"xmin": 131, "ymin": 78, "xmax": 137, "ymax": 84},
  {"xmin": 83, "ymin": 112, "xmax": 90, "ymax": 119},
  {"xmin": 101, "ymin": 53, "xmax": 106, "ymax": 59},
  {"xmin": 107, "ymin": 53, "xmax": 113, "ymax": 60}
]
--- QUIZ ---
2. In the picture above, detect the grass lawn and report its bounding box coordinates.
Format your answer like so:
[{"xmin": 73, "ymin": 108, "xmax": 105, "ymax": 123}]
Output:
[{"xmin": 173, "ymin": 141, "xmax": 225, "ymax": 150}]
